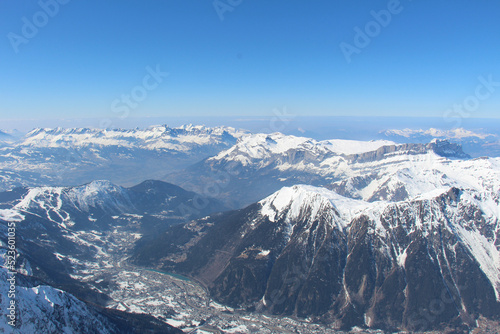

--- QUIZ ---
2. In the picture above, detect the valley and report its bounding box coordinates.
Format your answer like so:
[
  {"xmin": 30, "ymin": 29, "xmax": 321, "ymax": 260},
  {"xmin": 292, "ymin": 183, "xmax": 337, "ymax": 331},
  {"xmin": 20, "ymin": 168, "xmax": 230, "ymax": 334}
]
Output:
[
  {"xmin": 4, "ymin": 1, "xmax": 499, "ymax": 332},
  {"xmin": 1, "ymin": 126, "xmax": 499, "ymax": 333},
  {"xmin": 54, "ymin": 212, "xmax": 377, "ymax": 334}
]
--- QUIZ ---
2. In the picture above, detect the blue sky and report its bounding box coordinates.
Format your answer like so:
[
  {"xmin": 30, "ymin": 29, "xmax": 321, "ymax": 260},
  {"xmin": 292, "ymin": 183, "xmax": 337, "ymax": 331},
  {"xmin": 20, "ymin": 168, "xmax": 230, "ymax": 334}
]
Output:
[{"xmin": 1, "ymin": 0, "xmax": 499, "ymax": 127}]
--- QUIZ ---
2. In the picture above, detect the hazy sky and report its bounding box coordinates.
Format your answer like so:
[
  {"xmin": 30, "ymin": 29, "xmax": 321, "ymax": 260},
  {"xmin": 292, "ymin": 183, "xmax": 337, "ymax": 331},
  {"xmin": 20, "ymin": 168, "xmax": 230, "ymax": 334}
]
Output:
[{"xmin": 1, "ymin": 0, "xmax": 499, "ymax": 124}]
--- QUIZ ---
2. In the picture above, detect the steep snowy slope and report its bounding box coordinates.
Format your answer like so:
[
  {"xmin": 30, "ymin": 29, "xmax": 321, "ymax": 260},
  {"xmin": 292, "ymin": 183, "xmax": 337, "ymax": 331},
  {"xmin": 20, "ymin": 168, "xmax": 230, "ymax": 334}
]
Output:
[
  {"xmin": 0, "ymin": 266, "xmax": 118, "ymax": 333},
  {"xmin": 133, "ymin": 184, "xmax": 500, "ymax": 331},
  {"xmin": 167, "ymin": 133, "xmax": 475, "ymax": 208},
  {"xmin": 0, "ymin": 266, "xmax": 183, "ymax": 333}
]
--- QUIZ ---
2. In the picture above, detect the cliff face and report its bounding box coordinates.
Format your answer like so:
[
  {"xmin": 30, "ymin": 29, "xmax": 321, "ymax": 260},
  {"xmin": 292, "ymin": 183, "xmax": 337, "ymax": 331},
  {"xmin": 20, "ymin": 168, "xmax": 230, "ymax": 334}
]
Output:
[
  {"xmin": 167, "ymin": 137, "xmax": 473, "ymax": 208},
  {"xmin": 344, "ymin": 139, "xmax": 470, "ymax": 163},
  {"xmin": 132, "ymin": 185, "xmax": 500, "ymax": 332}
]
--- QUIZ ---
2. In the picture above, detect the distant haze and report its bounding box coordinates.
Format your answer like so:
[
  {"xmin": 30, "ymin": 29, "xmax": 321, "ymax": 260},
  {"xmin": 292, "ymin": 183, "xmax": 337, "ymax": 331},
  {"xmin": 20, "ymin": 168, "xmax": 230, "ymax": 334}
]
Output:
[{"xmin": 2, "ymin": 116, "xmax": 499, "ymax": 141}]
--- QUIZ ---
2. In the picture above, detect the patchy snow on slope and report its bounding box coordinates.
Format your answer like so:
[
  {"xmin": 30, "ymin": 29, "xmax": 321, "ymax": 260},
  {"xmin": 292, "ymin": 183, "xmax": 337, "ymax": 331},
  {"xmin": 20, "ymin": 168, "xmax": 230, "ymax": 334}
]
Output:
[
  {"xmin": 14, "ymin": 186, "xmax": 64, "ymax": 211},
  {"xmin": 65, "ymin": 180, "xmax": 132, "ymax": 212},
  {"xmin": 0, "ymin": 267, "xmax": 115, "ymax": 333},
  {"xmin": 0, "ymin": 209, "xmax": 25, "ymax": 222},
  {"xmin": 10, "ymin": 181, "xmax": 134, "ymax": 226},
  {"xmin": 21, "ymin": 125, "xmax": 246, "ymax": 152}
]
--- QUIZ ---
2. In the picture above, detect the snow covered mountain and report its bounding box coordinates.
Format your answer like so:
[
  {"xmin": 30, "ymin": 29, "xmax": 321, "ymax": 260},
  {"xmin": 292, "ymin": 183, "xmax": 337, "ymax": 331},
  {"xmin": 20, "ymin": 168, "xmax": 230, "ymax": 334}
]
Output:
[
  {"xmin": 0, "ymin": 267, "xmax": 183, "ymax": 333},
  {"xmin": 0, "ymin": 131, "xmax": 15, "ymax": 146},
  {"xmin": 380, "ymin": 127, "xmax": 500, "ymax": 158},
  {"xmin": 0, "ymin": 180, "xmax": 225, "ymax": 332},
  {"xmin": 133, "ymin": 184, "xmax": 500, "ymax": 331},
  {"xmin": 4, "ymin": 179, "xmax": 226, "ymax": 229},
  {"xmin": 3, "ymin": 124, "xmax": 500, "ymax": 332},
  {"xmin": 0, "ymin": 124, "xmax": 246, "ymax": 191},
  {"xmin": 327, "ymin": 144, "xmax": 498, "ymax": 202},
  {"xmin": 0, "ymin": 266, "xmax": 118, "ymax": 333},
  {"xmin": 20, "ymin": 124, "xmax": 244, "ymax": 150},
  {"xmin": 209, "ymin": 132, "xmax": 396, "ymax": 165},
  {"xmin": 166, "ymin": 132, "xmax": 474, "ymax": 208}
]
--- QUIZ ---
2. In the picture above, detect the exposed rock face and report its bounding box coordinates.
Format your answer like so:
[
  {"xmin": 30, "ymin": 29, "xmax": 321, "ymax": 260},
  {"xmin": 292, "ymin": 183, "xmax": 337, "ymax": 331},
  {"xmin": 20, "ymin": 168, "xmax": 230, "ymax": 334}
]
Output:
[
  {"xmin": 380, "ymin": 127, "xmax": 500, "ymax": 158},
  {"xmin": 133, "ymin": 185, "xmax": 500, "ymax": 332},
  {"xmin": 344, "ymin": 139, "xmax": 470, "ymax": 163},
  {"xmin": 167, "ymin": 135, "xmax": 475, "ymax": 208}
]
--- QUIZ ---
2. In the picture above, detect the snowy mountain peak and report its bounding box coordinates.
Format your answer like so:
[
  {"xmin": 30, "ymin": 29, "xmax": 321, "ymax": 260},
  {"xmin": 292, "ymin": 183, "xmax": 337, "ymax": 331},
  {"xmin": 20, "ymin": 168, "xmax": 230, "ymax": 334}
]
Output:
[
  {"xmin": 65, "ymin": 181, "xmax": 131, "ymax": 212},
  {"xmin": 259, "ymin": 185, "xmax": 370, "ymax": 226},
  {"xmin": 139, "ymin": 180, "xmax": 500, "ymax": 330},
  {"xmin": 210, "ymin": 133, "xmax": 396, "ymax": 166},
  {"xmin": 13, "ymin": 125, "xmax": 248, "ymax": 157},
  {"xmin": 75, "ymin": 179, "xmax": 124, "ymax": 192},
  {"xmin": 259, "ymin": 184, "xmax": 500, "ymax": 298},
  {"xmin": 12, "ymin": 180, "xmax": 133, "ymax": 220}
]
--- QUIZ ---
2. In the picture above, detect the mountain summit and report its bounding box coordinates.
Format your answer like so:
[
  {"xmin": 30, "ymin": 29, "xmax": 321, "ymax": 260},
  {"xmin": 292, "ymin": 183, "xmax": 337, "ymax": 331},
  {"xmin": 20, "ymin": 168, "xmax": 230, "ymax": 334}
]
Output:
[{"xmin": 134, "ymin": 183, "xmax": 500, "ymax": 331}]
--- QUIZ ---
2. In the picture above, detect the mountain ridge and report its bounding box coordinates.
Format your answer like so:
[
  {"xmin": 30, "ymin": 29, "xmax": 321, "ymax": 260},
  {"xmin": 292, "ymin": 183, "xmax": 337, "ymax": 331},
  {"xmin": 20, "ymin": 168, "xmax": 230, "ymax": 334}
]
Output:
[
  {"xmin": 132, "ymin": 183, "xmax": 500, "ymax": 331},
  {"xmin": 0, "ymin": 125, "xmax": 246, "ymax": 191},
  {"xmin": 167, "ymin": 135, "xmax": 480, "ymax": 208}
]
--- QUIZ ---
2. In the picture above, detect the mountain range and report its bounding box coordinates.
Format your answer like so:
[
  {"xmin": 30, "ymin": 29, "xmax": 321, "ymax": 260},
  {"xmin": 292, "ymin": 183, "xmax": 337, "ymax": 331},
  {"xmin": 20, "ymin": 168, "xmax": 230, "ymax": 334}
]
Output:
[
  {"xmin": 166, "ymin": 133, "xmax": 475, "ymax": 208},
  {"xmin": 133, "ymin": 183, "xmax": 500, "ymax": 332},
  {"xmin": 0, "ymin": 124, "xmax": 245, "ymax": 191},
  {"xmin": 0, "ymin": 179, "xmax": 226, "ymax": 333},
  {"xmin": 380, "ymin": 127, "xmax": 500, "ymax": 158},
  {"xmin": 2, "ymin": 124, "xmax": 498, "ymax": 195},
  {"xmin": 1, "ymin": 124, "xmax": 500, "ymax": 332}
]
